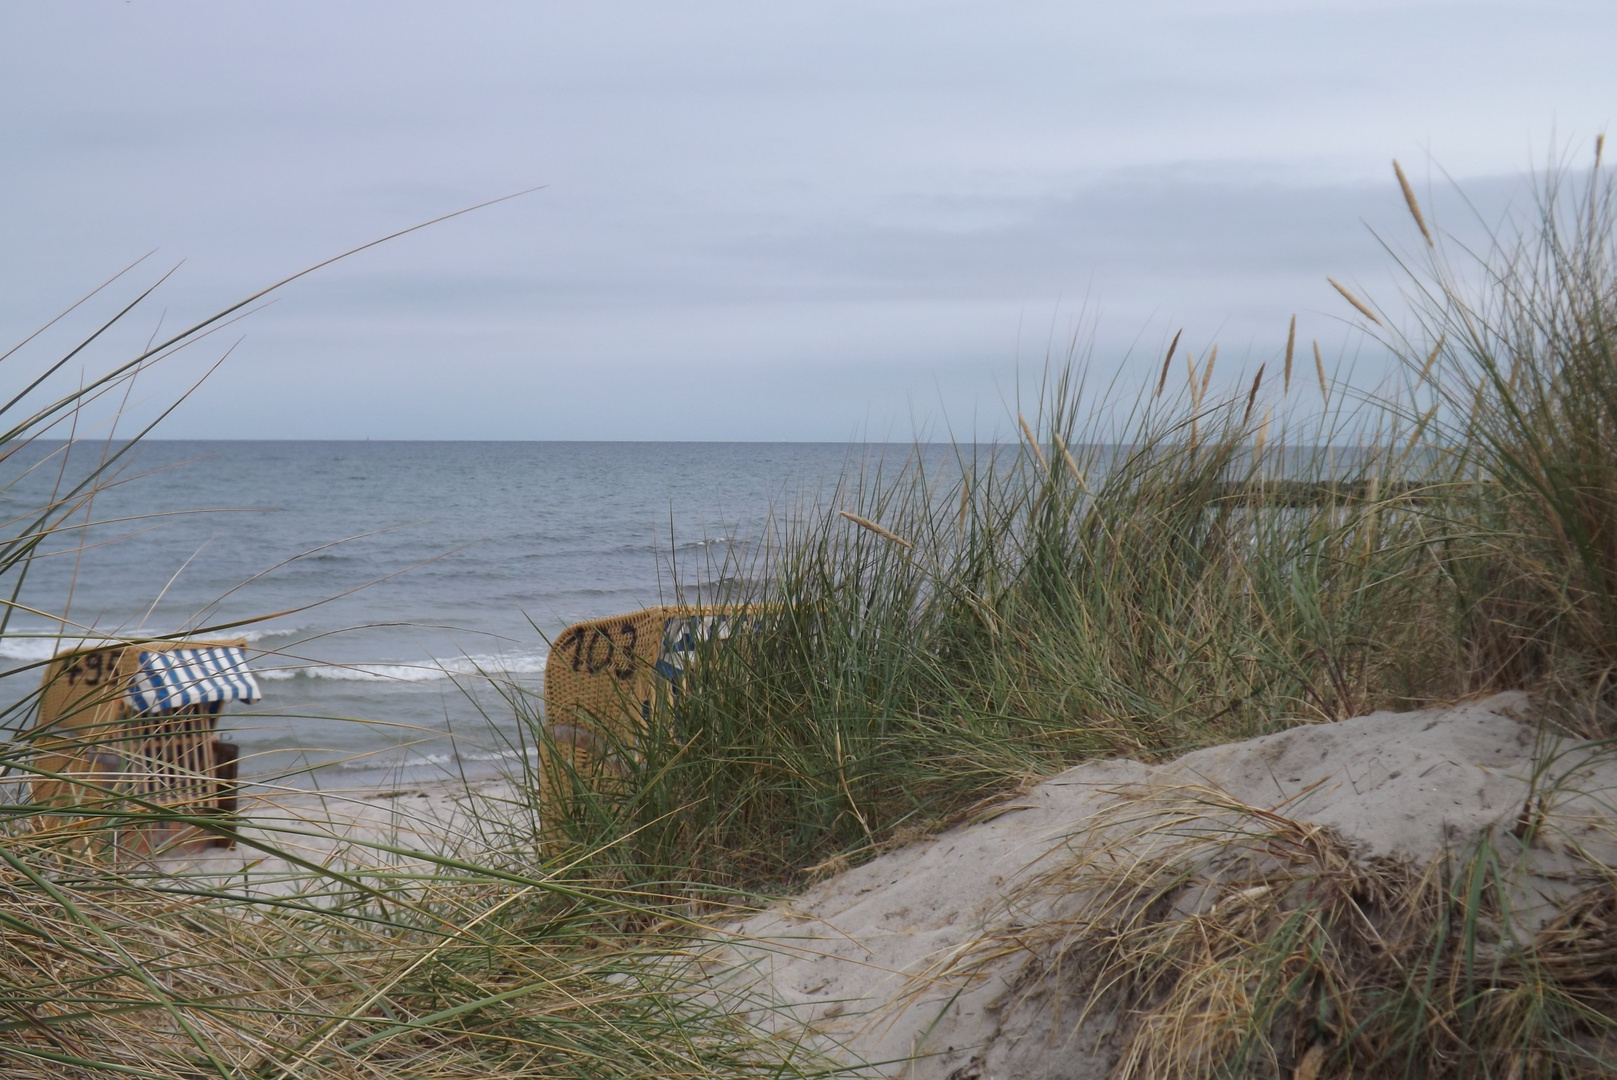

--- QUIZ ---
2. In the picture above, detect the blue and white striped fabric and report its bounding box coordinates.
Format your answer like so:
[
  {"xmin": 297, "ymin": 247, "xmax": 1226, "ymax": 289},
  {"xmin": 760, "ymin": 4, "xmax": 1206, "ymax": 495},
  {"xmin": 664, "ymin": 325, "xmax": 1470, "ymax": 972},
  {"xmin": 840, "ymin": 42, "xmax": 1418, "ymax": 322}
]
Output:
[
  {"xmin": 127, "ymin": 647, "xmax": 262, "ymax": 713},
  {"xmin": 653, "ymin": 614, "xmax": 755, "ymax": 680}
]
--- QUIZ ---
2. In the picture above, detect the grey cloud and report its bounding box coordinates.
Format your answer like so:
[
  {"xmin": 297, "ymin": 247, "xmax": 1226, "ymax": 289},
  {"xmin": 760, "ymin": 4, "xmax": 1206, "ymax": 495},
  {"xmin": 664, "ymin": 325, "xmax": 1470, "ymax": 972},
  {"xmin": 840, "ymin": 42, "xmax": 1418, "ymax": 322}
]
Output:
[{"xmin": 0, "ymin": 2, "xmax": 1610, "ymax": 439}]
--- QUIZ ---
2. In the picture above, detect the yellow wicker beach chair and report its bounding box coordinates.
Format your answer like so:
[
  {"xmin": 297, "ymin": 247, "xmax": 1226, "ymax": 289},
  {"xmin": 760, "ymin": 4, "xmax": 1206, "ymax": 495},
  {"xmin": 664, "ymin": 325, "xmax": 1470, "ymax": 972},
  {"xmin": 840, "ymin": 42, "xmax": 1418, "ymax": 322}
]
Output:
[
  {"xmin": 539, "ymin": 605, "xmax": 757, "ymax": 823},
  {"xmin": 29, "ymin": 639, "xmax": 260, "ymax": 855}
]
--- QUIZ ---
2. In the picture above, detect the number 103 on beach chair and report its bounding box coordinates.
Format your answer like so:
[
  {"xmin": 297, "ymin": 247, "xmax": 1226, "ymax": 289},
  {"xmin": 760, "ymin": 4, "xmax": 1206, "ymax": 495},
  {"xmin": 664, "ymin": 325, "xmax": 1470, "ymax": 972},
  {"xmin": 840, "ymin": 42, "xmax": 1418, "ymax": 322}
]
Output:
[
  {"xmin": 29, "ymin": 640, "xmax": 263, "ymax": 856},
  {"xmin": 539, "ymin": 605, "xmax": 758, "ymax": 824}
]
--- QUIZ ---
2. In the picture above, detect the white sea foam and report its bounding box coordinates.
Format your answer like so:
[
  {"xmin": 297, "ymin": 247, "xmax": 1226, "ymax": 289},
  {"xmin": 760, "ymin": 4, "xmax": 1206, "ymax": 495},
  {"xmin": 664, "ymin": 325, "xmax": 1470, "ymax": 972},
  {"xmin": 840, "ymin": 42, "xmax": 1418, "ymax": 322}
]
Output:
[
  {"xmin": 337, "ymin": 751, "xmax": 456, "ymax": 771},
  {"xmin": 0, "ymin": 622, "xmax": 544, "ymax": 685},
  {"xmin": 0, "ymin": 624, "xmax": 314, "ymax": 663},
  {"xmin": 335, "ymin": 746, "xmax": 540, "ymax": 772},
  {"xmin": 254, "ymin": 651, "xmax": 548, "ymax": 684},
  {"xmin": 0, "ymin": 636, "xmax": 84, "ymax": 663},
  {"xmin": 241, "ymin": 625, "xmax": 313, "ymax": 643},
  {"xmin": 465, "ymin": 745, "xmax": 540, "ymax": 763}
]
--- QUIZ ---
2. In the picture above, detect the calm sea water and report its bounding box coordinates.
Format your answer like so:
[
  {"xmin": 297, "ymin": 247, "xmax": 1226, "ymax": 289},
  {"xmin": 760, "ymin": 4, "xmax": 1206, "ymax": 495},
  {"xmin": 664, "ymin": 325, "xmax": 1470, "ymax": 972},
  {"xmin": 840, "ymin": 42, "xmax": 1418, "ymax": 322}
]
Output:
[{"xmin": 0, "ymin": 441, "xmax": 872, "ymax": 785}]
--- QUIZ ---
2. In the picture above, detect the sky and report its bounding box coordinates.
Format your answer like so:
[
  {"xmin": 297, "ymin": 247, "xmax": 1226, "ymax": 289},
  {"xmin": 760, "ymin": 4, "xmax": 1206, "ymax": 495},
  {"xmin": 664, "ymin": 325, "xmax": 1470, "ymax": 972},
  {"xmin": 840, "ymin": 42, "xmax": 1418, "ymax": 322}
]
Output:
[{"xmin": 1, "ymin": 1, "xmax": 1612, "ymax": 440}]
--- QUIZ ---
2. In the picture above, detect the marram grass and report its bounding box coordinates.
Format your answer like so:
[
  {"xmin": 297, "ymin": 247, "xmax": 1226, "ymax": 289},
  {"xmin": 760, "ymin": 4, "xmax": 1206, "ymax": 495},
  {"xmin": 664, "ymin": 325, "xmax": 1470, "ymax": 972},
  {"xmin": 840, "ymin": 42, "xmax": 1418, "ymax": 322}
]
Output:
[
  {"xmin": 3, "ymin": 152, "xmax": 1617, "ymax": 1076},
  {"xmin": 940, "ymin": 780, "xmax": 1617, "ymax": 1079}
]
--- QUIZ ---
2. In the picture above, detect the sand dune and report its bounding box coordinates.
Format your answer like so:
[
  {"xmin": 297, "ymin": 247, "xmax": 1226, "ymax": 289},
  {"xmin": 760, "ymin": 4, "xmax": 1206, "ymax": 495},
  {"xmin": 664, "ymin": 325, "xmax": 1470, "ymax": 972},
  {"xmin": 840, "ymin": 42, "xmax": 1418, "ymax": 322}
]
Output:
[{"xmin": 697, "ymin": 693, "xmax": 1617, "ymax": 1078}]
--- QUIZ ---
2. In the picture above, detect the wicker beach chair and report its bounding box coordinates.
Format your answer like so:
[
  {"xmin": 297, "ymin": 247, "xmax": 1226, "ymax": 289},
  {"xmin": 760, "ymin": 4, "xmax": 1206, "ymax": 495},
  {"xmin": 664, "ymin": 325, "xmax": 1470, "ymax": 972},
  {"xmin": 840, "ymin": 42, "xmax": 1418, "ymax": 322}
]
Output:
[
  {"xmin": 29, "ymin": 639, "xmax": 261, "ymax": 855},
  {"xmin": 539, "ymin": 606, "xmax": 757, "ymax": 826}
]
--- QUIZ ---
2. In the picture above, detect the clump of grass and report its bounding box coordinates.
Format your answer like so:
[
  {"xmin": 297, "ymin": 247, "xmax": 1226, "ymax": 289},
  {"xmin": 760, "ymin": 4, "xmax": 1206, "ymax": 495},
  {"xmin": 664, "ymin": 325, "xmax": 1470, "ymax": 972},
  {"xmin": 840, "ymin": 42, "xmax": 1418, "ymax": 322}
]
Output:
[
  {"xmin": 0, "ymin": 826, "xmax": 820, "ymax": 1079},
  {"xmin": 1391, "ymin": 142, "xmax": 1617, "ymax": 732},
  {"xmin": 941, "ymin": 783, "xmax": 1616, "ymax": 1078},
  {"xmin": 526, "ymin": 367, "xmax": 1464, "ymax": 893}
]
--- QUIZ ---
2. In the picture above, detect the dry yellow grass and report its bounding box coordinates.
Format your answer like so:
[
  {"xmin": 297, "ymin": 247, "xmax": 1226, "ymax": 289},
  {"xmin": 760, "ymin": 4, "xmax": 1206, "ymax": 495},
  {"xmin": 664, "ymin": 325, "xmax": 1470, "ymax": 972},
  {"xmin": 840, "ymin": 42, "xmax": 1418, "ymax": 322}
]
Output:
[
  {"xmin": 1394, "ymin": 158, "xmax": 1435, "ymax": 247},
  {"xmin": 936, "ymin": 784, "xmax": 1617, "ymax": 1079}
]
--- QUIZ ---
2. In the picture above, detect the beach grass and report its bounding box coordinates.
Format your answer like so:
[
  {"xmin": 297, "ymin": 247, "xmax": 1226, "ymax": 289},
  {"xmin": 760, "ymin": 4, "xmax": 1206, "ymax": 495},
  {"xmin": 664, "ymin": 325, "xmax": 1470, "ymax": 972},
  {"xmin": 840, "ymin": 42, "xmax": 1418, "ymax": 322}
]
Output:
[
  {"xmin": 525, "ymin": 340, "xmax": 1465, "ymax": 895},
  {"xmin": 935, "ymin": 776, "xmax": 1617, "ymax": 1079},
  {"xmin": 1, "ymin": 150, "xmax": 1616, "ymax": 1076}
]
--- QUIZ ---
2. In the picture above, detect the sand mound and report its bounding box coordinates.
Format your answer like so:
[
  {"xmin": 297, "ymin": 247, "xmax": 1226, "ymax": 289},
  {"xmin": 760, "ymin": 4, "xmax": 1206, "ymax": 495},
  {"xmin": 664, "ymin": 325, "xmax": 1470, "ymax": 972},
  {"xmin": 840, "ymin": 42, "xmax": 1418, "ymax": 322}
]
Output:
[{"xmin": 699, "ymin": 693, "xmax": 1617, "ymax": 1078}]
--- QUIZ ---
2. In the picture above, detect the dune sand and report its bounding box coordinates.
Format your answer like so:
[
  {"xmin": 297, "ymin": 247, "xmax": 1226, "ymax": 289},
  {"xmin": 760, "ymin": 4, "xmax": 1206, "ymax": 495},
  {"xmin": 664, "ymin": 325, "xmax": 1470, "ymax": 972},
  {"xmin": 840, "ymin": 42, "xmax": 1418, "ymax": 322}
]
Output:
[{"xmin": 696, "ymin": 693, "xmax": 1617, "ymax": 1078}]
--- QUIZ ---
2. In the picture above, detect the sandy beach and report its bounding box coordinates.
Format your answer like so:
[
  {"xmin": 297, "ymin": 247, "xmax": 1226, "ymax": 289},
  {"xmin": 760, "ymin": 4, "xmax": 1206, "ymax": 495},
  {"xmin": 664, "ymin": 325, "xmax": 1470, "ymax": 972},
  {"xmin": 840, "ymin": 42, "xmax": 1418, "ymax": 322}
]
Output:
[{"xmin": 158, "ymin": 775, "xmax": 529, "ymax": 897}]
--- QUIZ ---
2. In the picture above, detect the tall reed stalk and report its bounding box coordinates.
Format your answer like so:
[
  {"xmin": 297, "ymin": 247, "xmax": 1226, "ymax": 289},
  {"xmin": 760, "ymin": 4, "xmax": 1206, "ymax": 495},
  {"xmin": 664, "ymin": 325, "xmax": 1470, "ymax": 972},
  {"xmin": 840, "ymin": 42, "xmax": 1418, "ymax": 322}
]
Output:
[{"xmin": 1391, "ymin": 145, "xmax": 1617, "ymax": 731}]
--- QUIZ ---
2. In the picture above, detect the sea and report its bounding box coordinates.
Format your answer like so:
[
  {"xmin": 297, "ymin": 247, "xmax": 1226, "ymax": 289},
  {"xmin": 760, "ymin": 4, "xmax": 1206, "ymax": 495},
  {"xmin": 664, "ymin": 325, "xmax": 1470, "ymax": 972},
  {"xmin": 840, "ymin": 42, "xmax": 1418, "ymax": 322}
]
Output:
[{"xmin": 0, "ymin": 441, "xmax": 874, "ymax": 787}]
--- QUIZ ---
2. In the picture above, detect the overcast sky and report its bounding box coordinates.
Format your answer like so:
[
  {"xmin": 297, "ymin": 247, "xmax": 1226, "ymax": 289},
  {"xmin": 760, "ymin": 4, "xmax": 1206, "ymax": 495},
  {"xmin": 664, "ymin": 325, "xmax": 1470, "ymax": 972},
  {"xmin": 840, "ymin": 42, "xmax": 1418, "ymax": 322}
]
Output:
[{"xmin": 2, "ymin": 1, "xmax": 1611, "ymax": 439}]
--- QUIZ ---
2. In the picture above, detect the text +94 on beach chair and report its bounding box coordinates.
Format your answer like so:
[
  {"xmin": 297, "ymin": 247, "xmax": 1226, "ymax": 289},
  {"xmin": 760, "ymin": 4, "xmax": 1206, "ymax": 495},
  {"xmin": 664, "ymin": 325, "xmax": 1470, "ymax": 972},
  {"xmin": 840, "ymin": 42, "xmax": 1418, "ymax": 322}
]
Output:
[
  {"xmin": 28, "ymin": 639, "xmax": 262, "ymax": 856},
  {"xmin": 539, "ymin": 605, "xmax": 757, "ymax": 827}
]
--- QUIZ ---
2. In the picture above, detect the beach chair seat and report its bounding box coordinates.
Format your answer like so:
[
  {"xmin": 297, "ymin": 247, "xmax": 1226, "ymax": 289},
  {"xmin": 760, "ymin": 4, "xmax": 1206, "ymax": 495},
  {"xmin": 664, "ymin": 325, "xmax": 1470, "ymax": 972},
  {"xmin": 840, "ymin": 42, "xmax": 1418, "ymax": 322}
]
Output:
[
  {"xmin": 539, "ymin": 606, "xmax": 757, "ymax": 824},
  {"xmin": 29, "ymin": 640, "xmax": 260, "ymax": 855}
]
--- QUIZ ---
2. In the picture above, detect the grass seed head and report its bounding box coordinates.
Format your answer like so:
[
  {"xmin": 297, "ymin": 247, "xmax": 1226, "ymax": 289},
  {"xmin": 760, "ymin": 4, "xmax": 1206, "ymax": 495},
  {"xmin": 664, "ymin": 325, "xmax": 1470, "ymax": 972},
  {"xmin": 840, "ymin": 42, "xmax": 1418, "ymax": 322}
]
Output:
[
  {"xmin": 1158, "ymin": 328, "xmax": 1182, "ymax": 397},
  {"xmin": 1394, "ymin": 158, "xmax": 1434, "ymax": 246},
  {"xmin": 1327, "ymin": 276, "xmax": 1384, "ymax": 326},
  {"xmin": 1284, "ymin": 315, "xmax": 1296, "ymax": 393}
]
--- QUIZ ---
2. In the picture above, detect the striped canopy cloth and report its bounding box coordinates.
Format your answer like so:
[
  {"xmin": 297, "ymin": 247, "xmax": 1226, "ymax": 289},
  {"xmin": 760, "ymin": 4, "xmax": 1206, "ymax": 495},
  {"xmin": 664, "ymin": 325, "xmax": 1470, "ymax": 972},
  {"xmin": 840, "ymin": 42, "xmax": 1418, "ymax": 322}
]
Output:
[{"xmin": 126, "ymin": 647, "xmax": 263, "ymax": 714}]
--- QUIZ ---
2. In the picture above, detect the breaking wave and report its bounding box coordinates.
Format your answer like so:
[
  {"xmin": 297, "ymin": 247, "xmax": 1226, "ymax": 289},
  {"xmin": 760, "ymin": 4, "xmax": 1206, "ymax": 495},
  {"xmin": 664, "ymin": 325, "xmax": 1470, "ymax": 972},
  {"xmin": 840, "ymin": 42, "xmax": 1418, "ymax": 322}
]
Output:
[
  {"xmin": 254, "ymin": 650, "xmax": 547, "ymax": 684},
  {"xmin": 0, "ymin": 624, "xmax": 313, "ymax": 664}
]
